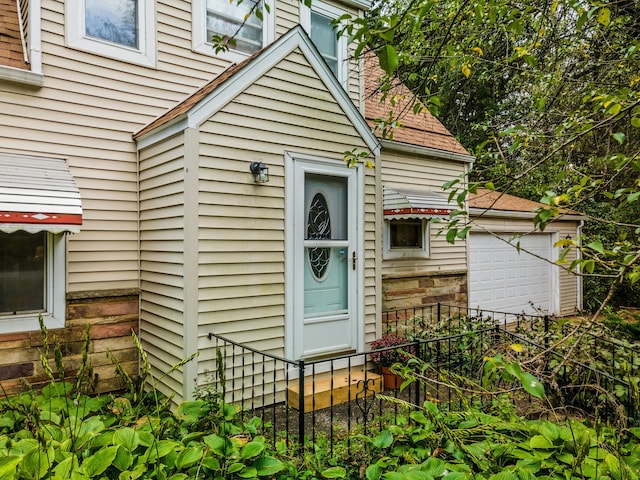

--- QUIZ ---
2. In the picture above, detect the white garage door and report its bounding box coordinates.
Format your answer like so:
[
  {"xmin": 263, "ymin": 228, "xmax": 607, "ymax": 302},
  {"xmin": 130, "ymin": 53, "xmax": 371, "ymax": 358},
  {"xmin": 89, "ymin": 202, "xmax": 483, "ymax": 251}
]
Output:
[{"xmin": 469, "ymin": 233, "xmax": 555, "ymax": 315}]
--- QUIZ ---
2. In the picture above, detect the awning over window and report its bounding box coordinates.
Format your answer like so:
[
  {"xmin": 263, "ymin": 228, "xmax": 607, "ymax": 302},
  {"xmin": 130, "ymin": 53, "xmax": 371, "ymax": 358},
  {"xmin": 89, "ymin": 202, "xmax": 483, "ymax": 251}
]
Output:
[
  {"xmin": 383, "ymin": 186, "xmax": 452, "ymax": 219},
  {"xmin": 0, "ymin": 153, "xmax": 83, "ymax": 234}
]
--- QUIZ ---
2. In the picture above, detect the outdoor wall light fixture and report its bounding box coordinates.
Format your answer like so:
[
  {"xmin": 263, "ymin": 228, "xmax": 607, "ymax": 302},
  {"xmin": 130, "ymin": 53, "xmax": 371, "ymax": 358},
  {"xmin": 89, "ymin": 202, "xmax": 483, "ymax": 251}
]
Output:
[
  {"xmin": 250, "ymin": 161, "xmax": 269, "ymax": 183},
  {"xmin": 563, "ymin": 234, "xmax": 572, "ymax": 249}
]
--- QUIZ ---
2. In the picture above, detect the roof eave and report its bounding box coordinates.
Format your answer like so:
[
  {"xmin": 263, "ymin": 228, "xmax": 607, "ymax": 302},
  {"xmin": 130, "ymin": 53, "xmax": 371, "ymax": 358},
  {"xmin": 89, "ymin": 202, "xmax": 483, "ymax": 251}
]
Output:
[
  {"xmin": 469, "ymin": 207, "xmax": 587, "ymax": 221},
  {"xmin": 380, "ymin": 139, "xmax": 475, "ymax": 163}
]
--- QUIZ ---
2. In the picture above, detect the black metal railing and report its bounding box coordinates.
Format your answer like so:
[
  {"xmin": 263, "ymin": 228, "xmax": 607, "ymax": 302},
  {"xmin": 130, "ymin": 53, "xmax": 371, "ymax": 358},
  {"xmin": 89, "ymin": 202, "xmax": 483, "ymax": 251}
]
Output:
[{"xmin": 206, "ymin": 303, "xmax": 639, "ymax": 455}]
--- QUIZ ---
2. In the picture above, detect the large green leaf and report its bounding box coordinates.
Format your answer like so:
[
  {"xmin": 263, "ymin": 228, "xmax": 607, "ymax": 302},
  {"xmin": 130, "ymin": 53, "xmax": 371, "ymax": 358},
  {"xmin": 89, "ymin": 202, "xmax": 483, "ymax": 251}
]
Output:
[
  {"xmin": 379, "ymin": 45, "xmax": 399, "ymax": 74},
  {"xmin": 174, "ymin": 446, "xmax": 203, "ymax": 469},
  {"xmin": 81, "ymin": 445, "xmax": 118, "ymax": 477},
  {"xmin": 114, "ymin": 427, "xmax": 139, "ymax": 452},
  {"xmin": 253, "ymin": 456, "xmax": 284, "ymax": 476},
  {"xmin": 321, "ymin": 466, "xmax": 347, "ymax": 478},
  {"xmin": 0, "ymin": 455, "xmax": 22, "ymax": 479},
  {"xmin": 521, "ymin": 373, "xmax": 545, "ymax": 399},
  {"xmin": 529, "ymin": 435, "xmax": 554, "ymax": 449},
  {"xmin": 241, "ymin": 441, "xmax": 265, "ymax": 459},
  {"xmin": 113, "ymin": 445, "xmax": 134, "ymax": 471},
  {"xmin": 366, "ymin": 464, "xmax": 383, "ymax": 480},
  {"xmin": 373, "ymin": 430, "xmax": 394, "ymax": 449},
  {"xmin": 204, "ymin": 434, "xmax": 230, "ymax": 456}
]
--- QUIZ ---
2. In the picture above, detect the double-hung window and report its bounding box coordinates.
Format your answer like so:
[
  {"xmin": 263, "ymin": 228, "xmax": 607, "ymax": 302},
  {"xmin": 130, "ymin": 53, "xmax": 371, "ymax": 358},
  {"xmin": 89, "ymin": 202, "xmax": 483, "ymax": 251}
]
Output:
[
  {"xmin": 302, "ymin": 1, "xmax": 348, "ymax": 84},
  {"xmin": 193, "ymin": 0, "xmax": 275, "ymax": 60},
  {"xmin": 66, "ymin": 0, "xmax": 156, "ymax": 66}
]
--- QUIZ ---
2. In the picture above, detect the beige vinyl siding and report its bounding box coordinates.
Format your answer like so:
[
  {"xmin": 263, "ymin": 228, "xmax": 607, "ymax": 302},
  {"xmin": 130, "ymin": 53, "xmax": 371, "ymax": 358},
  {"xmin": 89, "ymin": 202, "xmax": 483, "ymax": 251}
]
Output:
[
  {"xmin": 139, "ymin": 133, "xmax": 189, "ymax": 403},
  {"xmin": 193, "ymin": 49, "xmax": 376, "ymax": 380},
  {"xmin": 277, "ymin": 0, "xmax": 301, "ymax": 34},
  {"xmin": 470, "ymin": 216, "xmax": 580, "ymax": 316},
  {"xmin": 381, "ymin": 151, "xmax": 467, "ymax": 276},
  {"xmin": 4, "ymin": 1, "xmax": 371, "ymax": 295}
]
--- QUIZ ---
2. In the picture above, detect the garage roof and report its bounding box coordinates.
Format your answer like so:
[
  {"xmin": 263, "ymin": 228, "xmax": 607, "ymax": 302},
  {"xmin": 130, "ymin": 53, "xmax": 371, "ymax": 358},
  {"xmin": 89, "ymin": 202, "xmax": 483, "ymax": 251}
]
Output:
[
  {"xmin": 0, "ymin": 153, "xmax": 83, "ymax": 234},
  {"xmin": 383, "ymin": 186, "xmax": 452, "ymax": 219},
  {"xmin": 469, "ymin": 188, "xmax": 586, "ymax": 219}
]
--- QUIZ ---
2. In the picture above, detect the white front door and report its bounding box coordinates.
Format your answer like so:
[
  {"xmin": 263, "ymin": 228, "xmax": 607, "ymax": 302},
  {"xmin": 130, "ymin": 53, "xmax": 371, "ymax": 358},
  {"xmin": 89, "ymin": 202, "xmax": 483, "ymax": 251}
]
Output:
[{"xmin": 287, "ymin": 155, "xmax": 361, "ymax": 360}]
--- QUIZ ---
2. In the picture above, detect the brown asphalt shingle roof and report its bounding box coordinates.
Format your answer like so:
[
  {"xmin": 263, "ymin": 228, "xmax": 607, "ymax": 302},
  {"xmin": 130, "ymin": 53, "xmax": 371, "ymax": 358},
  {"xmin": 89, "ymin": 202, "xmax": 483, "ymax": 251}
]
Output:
[
  {"xmin": 468, "ymin": 188, "xmax": 548, "ymax": 213},
  {"xmin": 364, "ymin": 54, "xmax": 470, "ymax": 156},
  {"xmin": 0, "ymin": 0, "xmax": 28, "ymax": 70},
  {"xmin": 469, "ymin": 188, "xmax": 584, "ymax": 218},
  {"xmin": 133, "ymin": 53, "xmax": 256, "ymax": 139}
]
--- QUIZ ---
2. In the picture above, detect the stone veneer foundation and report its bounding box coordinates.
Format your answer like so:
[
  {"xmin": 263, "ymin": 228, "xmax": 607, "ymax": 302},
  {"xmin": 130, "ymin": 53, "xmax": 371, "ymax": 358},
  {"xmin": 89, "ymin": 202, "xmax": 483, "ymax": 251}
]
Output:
[
  {"xmin": 382, "ymin": 271, "xmax": 467, "ymax": 311},
  {"xmin": 0, "ymin": 289, "xmax": 139, "ymax": 396}
]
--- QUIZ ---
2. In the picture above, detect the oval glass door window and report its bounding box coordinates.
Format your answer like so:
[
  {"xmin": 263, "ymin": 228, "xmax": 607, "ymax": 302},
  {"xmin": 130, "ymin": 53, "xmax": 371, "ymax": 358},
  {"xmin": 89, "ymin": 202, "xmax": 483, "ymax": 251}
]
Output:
[{"xmin": 307, "ymin": 192, "xmax": 331, "ymax": 279}]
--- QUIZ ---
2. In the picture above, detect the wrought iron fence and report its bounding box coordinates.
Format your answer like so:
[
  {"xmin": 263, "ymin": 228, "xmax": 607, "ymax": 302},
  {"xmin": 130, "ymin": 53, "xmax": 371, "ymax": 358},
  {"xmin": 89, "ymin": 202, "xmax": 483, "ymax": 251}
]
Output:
[{"xmin": 206, "ymin": 303, "xmax": 639, "ymax": 455}]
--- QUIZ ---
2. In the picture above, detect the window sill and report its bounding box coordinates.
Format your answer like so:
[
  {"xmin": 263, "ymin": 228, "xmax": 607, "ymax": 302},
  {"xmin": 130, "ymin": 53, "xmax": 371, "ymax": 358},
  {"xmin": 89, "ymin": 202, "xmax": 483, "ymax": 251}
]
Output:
[
  {"xmin": 0, "ymin": 312, "xmax": 64, "ymax": 335},
  {"xmin": 383, "ymin": 250, "xmax": 431, "ymax": 260},
  {"xmin": 0, "ymin": 65, "xmax": 43, "ymax": 87}
]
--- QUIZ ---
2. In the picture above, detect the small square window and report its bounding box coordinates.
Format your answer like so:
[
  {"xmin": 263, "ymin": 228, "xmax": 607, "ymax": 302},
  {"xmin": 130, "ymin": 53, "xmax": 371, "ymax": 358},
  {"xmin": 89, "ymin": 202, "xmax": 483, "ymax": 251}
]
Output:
[
  {"xmin": 390, "ymin": 220, "xmax": 423, "ymax": 249},
  {"xmin": 66, "ymin": 0, "xmax": 156, "ymax": 66},
  {"xmin": 0, "ymin": 231, "xmax": 65, "ymax": 333},
  {"xmin": 384, "ymin": 218, "xmax": 430, "ymax": 259},
  {"xmin": 193, "ymin": 0, "xmax": 274, "ymax": 61}
]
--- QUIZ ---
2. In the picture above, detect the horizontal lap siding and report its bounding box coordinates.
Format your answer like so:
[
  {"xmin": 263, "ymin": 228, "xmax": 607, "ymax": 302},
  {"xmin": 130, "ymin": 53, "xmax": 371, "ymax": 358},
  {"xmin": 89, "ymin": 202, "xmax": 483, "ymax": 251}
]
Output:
[
  {"xmin": 381, "ymin": 152, "xmax": 467, "ymax": 276},
  {"xmin": 1, "ymin": 0, "xmax": 242, "ymax": 294},
  {"xmin": 139, "ymin": 133, "xmax": 189, "ymax": 402},
  {"xmin": 470, "ymin": 216, "xmax": 580, "ymax": 315},
  {"xmin": 196, "ymin": 50, "xmax": 376, "ymax": 373}
]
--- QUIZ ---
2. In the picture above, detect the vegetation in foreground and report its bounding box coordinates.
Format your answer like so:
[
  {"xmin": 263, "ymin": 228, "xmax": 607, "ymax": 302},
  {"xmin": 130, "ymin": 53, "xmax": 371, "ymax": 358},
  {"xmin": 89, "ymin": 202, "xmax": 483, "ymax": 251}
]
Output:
[{"xmin": 1, "ymin": 320, "xmax": 640, "ymax": 479}]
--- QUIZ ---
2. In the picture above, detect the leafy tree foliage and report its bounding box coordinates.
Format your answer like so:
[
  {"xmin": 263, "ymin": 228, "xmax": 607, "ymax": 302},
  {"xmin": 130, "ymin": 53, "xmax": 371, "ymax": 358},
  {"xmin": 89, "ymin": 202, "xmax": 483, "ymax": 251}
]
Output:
[{"xmin": 340, "ymin": 0, "xmax": 640, "ymax": 311}]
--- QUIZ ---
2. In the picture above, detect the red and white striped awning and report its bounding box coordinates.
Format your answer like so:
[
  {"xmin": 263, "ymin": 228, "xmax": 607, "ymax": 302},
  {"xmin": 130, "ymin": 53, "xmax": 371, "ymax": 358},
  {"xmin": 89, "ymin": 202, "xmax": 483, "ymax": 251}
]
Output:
[
  {"xmin": 383, "ymin": 186, "xmax": 452, "ymax": 219},
  {"xmin": 0, "ymin": 153, "xmax": 83, "ymax": 234}
]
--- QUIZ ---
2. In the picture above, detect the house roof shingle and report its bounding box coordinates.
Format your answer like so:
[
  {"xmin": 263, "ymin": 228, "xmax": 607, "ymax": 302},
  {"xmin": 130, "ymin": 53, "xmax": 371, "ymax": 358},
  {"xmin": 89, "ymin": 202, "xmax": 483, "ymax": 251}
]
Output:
[
  {"xmin": 0, "ymin": 0, "xmax": 28, "ymax": 70},
  {"xmin": 364, "ymin": 54, "xmax": 470, "ymax": 156}
]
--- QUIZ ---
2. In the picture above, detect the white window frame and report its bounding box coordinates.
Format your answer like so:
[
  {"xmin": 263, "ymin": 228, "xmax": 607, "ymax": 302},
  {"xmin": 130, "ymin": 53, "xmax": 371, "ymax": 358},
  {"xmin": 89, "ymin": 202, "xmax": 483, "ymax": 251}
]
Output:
[
  {"xmin": 300, "ymin": 0, "xmax": 348, "ymax": 85},
  {"xmin": 0, "ymin": 233, "xmax": 66, "ymax": 334},
  {"xmin": 0, "ymin": 0, "xmax": 43, "ymax": 86},
  {"xmin": 192, "ymin": 0, "xmax": 275, "ymax": 62},
  {"xmin": 66, "ymin": 0, "xmax": 156, "ymax": 67},
  {"xmin": 383, "ymin": 218, "xmax": 431, "ymax": 259}
]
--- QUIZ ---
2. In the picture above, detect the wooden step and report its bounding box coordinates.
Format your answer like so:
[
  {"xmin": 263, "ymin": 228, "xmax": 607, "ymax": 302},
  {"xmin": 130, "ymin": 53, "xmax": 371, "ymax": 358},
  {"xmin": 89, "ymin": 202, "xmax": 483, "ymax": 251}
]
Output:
[{"xmin": 287, "ymin": 371, "xmax": 382, "ymax": 411}]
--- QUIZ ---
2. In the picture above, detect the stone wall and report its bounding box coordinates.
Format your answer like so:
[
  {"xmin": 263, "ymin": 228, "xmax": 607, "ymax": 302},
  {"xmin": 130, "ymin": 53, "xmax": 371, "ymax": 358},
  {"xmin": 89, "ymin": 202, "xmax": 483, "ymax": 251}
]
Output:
[
  {"xmin": 382, "ymin": 271, "xmax": 467, "ymax": 311},
  {"xmin": 0, "ymin": 289, "xmax": 139, "ymax": 396}
]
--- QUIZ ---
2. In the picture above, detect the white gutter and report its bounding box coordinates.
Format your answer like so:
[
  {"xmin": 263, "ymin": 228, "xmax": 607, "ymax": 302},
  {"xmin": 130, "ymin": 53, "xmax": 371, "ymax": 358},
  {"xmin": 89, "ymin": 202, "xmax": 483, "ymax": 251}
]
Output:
[{"xmin": 380, "ymin": 139, "xmax": 475, "ymax": 164}]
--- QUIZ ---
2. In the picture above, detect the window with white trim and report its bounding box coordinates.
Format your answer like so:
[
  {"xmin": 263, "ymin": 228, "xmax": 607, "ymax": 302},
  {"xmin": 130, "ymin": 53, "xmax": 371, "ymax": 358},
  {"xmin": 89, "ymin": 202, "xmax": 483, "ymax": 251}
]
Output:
[
  {"xmin": 301, "ymin": 0, "xmax": 348, "ymax": 84},
  {"xmin": 192, "ymin": 0, "xmax": 275, "ymax": 60},
  {"xmin": 66, "ymin": 0, "xmax": 156, "ymax": 67},
  {"xmin": 0, "ymin": 231, "xmax": 66, "ymax": 333},
  {"xmin": 383, "ymin": 218, "xmax": 430, "ymax": 259}
]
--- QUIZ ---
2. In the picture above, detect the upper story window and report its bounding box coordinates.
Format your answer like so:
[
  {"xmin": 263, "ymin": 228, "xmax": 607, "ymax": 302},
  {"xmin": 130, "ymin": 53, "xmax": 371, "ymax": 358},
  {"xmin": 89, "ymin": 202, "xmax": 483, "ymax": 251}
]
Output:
[
  {"xmin": 302, "ymin": 1, "xmax": 348, "ymax": 84},
  {"xmin": 193, "ymin": 0, "xmax": 275, "ymax": 61},
  {"xmin": 66, "ymin": 0, "xmax": 156, "ymax": 67}
]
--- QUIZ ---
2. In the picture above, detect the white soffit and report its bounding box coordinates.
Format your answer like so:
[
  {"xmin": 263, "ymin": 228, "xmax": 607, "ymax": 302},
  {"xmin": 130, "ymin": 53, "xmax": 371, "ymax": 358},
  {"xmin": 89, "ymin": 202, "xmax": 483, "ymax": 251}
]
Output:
[
  {"xmin": 383, "ymin": 186, "xmax": 452, "ymax": 219},
  {"xmin": 0, "ymin": 153, "xmax": 83, "ymax": 234}
]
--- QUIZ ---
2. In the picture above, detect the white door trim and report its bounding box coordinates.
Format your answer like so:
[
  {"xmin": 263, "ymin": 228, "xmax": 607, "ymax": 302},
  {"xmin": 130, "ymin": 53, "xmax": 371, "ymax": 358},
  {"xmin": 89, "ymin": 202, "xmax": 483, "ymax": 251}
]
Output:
[{"xmin": 285, "ymin": 152, "xmax": 364, "ymax": 360}]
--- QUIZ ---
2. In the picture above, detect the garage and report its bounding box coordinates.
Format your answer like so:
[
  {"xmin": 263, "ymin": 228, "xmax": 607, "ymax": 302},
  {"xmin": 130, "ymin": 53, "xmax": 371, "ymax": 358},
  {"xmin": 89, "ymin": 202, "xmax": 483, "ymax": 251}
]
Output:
[
  {"xmin": 468, "ymin": 232, "xmax": 554, "ymax": 315},
  {"xmin": 468, "ymin": 189, "xmax": 586, "ymax": 317}
]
